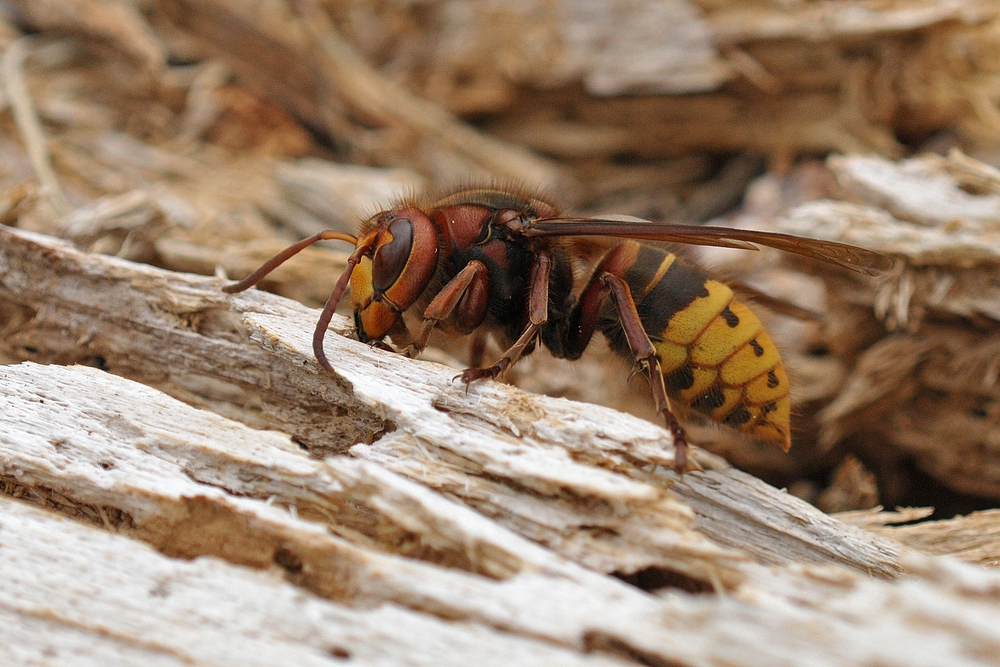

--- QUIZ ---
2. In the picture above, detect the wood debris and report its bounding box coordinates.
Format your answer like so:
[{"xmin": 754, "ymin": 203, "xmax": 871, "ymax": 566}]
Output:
[{"xmin": 761, "ymin": 152, "xmax": 1000, "ymax": 502}]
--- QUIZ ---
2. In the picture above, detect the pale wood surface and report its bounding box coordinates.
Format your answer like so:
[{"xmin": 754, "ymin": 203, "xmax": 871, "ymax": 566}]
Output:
[
  {"xmin": 0, "ymin": 224, "xmax": 902, "ymax": 581},
  {"xmin": 0, "ymin": 496, "xmax": 623, "ymax": 667},
  {"xmin": 3, "ymin": 226, "xmax": 1000, "ymax": 664}
]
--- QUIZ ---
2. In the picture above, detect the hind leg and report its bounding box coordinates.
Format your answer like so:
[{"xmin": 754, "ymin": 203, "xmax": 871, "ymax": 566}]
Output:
[
  {"xmin": 599, "ymin": 274, "xmax": 694, "ymax": 473},
  {"xmin": 562, "ymin": 266, "xmax": 695, "ymax": 474}
]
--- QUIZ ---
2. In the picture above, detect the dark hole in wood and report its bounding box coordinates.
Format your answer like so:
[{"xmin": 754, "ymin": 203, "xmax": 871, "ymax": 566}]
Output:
[
  {"xmin": 273, "ymin": 546, "xmax": 303, "ymax": 574},
  {"xmin": 327, "ymin": 646, "xmax": 352, "ymax": 660},
  {"xmin": 613, "ymin": 566, "xmax": 714, "ymax": 594}
]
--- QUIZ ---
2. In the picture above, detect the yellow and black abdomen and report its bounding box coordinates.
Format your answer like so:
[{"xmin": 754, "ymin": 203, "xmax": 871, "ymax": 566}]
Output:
[{"xmin": 603, "ymin": 242, "xmax": 791, "ymax": 449}]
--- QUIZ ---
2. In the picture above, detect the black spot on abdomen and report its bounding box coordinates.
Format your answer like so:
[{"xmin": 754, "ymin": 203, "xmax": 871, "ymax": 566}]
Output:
[
  {"xmin": 692, "ymin": 386, "xmax": 726, "ymax": 412},
  {"xmin": 723, "ymin": 405, "xmax": 752, "ymax": 427},
  {"xmin": 720, "ymin": 305, "xmax": 739, "ymax": 328},
  {"xmin": 664, "ymin": 364, "xmax": 695, "ymax": 392}
]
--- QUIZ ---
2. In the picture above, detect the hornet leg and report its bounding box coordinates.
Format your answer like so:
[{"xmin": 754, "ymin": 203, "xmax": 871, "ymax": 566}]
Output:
[
  {"xmin": 467, "ymin": 331, "xmax": 489, "ymax": 369},
  {"xmin": 459, "ymin": 251, "xmax": 551, "ymax": 384},
  {"xmin": 601, "ymin": 273, "xmax": 695, "ymax": 474},
  {"xmin": 404, "ymin": 260, "xmax": 489, "ymax": 358}
]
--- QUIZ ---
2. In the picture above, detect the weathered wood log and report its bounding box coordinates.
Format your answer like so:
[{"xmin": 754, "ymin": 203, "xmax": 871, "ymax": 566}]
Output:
[
  {"xmin": 0, "ymin": 224, "xmax": 902, "ymax": 582},
  {"xmin": 838, "ymin": 506, "xmax": 1000, "ymax": 567},
  {"xmin": 4, "ymin": 229, "xmax": 1000, "ymax": 664}
]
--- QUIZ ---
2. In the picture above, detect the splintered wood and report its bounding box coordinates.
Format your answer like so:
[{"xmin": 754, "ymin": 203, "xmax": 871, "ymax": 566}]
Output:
[
  {"xmin": 838, "ymin": 506, "xmax": 1000, "ymax": 567},
  {"xmin": 2, "ymin": 221, "xmax": 1000, "ymax": 664},
  {"xmin": 769, "ymin": 152, "xmax": 1000, "ymax": 501}
]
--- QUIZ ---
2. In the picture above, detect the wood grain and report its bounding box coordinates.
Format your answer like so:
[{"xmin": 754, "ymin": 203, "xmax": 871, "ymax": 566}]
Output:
[{"xmin": 3, "ymin": 224, "xmax": 1000, "ymax": 664}]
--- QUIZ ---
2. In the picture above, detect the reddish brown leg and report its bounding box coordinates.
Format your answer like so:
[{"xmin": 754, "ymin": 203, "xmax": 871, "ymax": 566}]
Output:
[
  {"xmin": 467, "ymin": 331, "xmax": 488, "ymax": 369},
  {"xmin": 404, "ymin": 260, "xmax": 489, "ymax": 358},
  {"xmin": 459, "ymin": 251, "xmax": 551, "ymax": 384},
  {"xmin": 601, "ymin": 273, "xmax": 693, "ymax": 474}
]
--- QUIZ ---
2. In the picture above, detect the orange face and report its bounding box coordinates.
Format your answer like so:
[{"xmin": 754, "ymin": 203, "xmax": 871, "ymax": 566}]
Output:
[{"xmin": 350, "ymin": 207, "xmax": 440, "ymax": 342}]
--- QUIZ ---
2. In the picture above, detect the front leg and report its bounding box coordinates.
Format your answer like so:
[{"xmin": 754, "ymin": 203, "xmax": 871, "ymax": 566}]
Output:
[
  {"xmin": 404, "ymin": 260, "xmax": 489, "ymax": 358},
  {"xmin": 459, "ymin": 251, "xmax": 551, "ymax": 384}
]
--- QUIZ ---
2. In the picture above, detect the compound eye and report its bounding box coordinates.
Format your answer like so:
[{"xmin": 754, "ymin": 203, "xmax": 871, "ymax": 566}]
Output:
[{"xmin": 371, "ymin": 217, "xmax": 413, "ymax": 293}]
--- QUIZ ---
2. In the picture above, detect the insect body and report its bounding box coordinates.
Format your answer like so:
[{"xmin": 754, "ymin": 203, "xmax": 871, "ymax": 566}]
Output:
[{"xmin": 224, "ymin": 188, "xmax": 890, "ymax": 472}]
